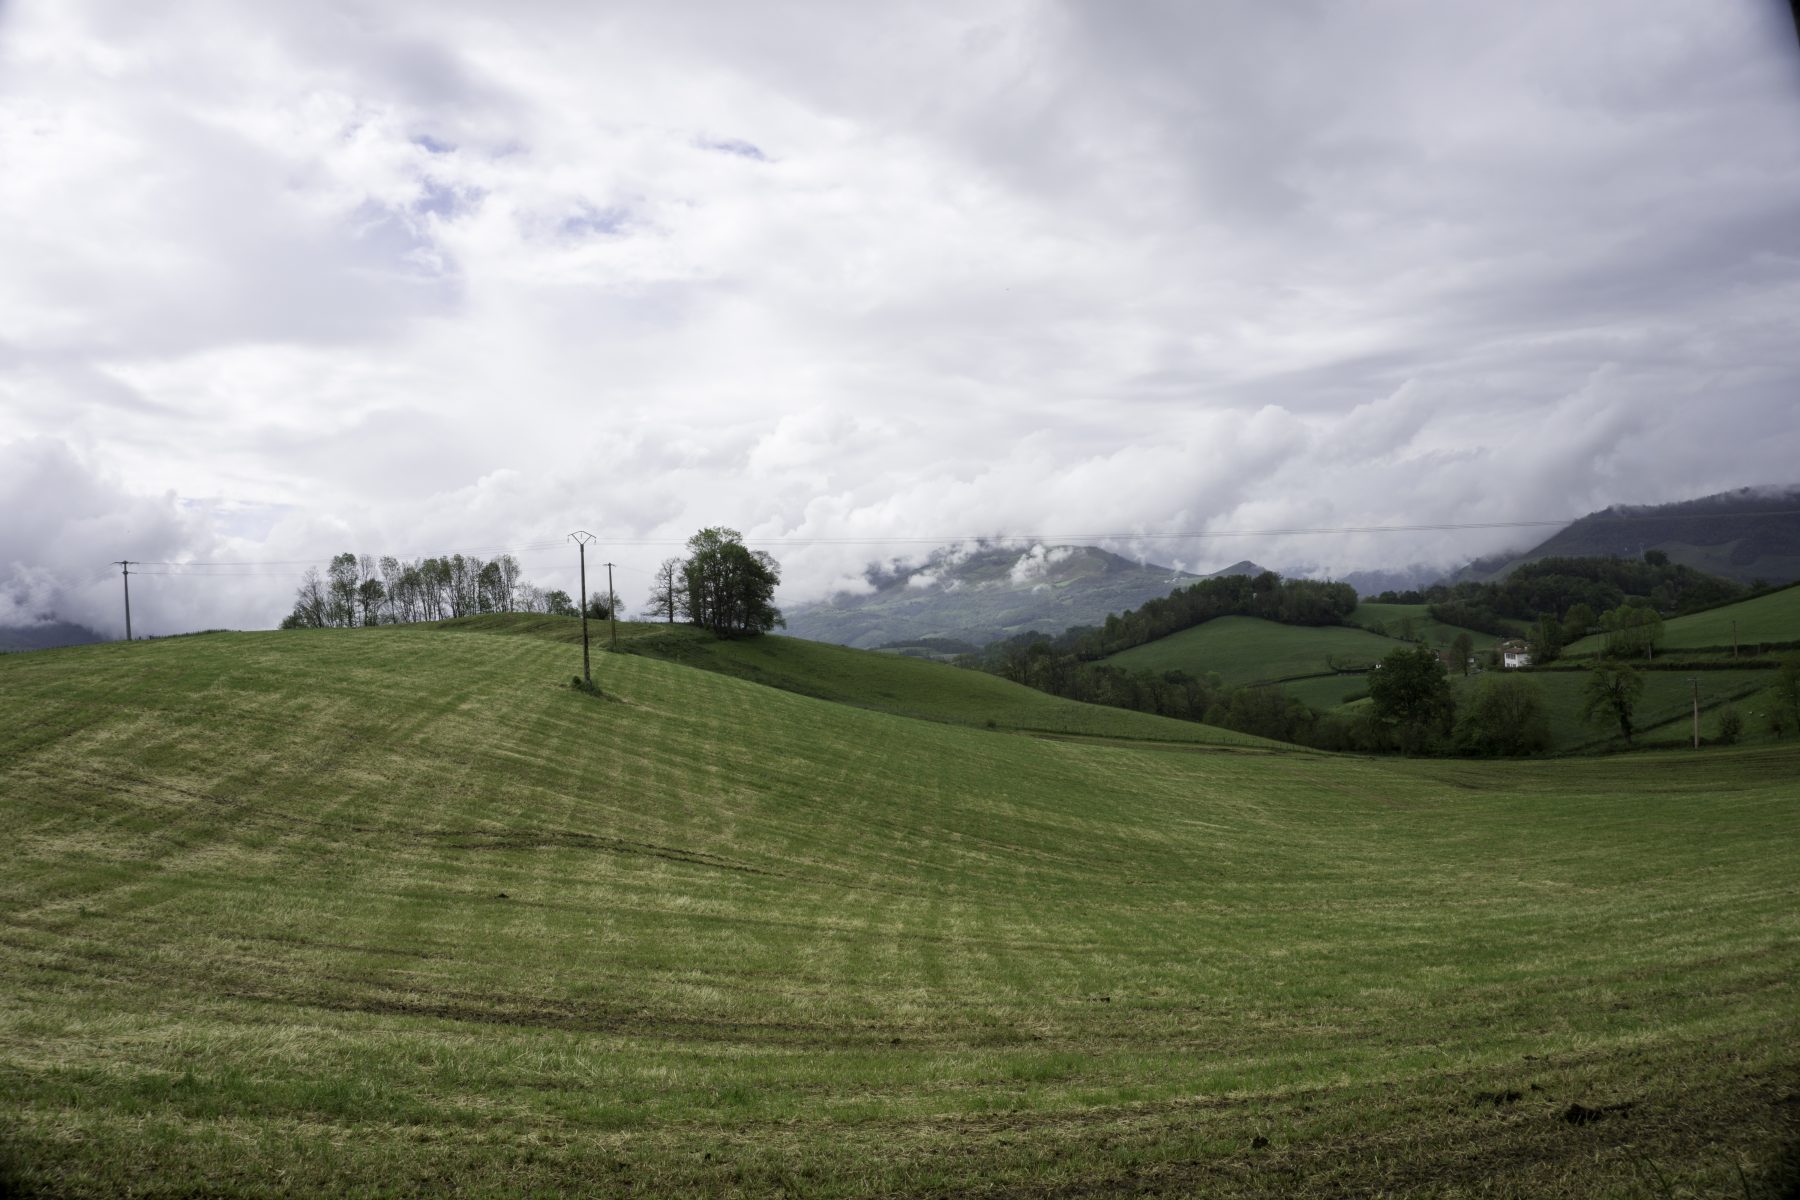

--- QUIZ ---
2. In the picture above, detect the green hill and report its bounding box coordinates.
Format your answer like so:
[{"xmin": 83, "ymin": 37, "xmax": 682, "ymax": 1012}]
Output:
[
  {"xmin": 1103, "ymin": 615, "xmax": 1402, "ymax": 687},
  {"xmin": 2, "ymin": 621, "xmax": 1798, "ymax": 1196},
  {"xmin": 1344, "ymin": 602, "xmax": 1524, "ymax": 649},
  {"xmin": 1564, "ymin": 583, "xmax": 1800, "ymax": 658},
  {"xmin": 443, "ymin": 615, "xmax": 1282, "ymax": 749}
]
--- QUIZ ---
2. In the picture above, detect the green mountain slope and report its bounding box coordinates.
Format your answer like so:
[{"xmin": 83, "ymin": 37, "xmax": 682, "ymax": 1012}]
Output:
[
  {"xmin": 783, "ymin": 543, "xmax": 1196, "ymax": 648},
  {"xmin": 2, "ymin": 624, "xmax": 1798, "ymax": 1196},
  {"xmin": 1344, "ymin": 602, "xmax": 1526, "ymax": 649},
  {"xmin": 1563, "ymin": 583, "xmax": 1800, "ymax": 658},
  {"xmin": 1469, "ymin": 486, "xmax": 1800, "ymax": 585},
  {"xmin": 1104, "ymin": 615, "xmax": 1403, "ymax": 687}
]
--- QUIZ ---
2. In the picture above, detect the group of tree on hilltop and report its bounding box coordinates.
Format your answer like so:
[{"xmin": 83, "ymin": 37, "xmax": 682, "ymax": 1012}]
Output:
[
  {"xmin": 280, "ymin": 552, "xmax": 583, "ymax": 629},
  {"xmin": 641, "ymin": 527, "xmax": 784, "ymax": 638},
  {"xmin": 279, "ymin": 528, "xmax": 782, "ymax": 639}
]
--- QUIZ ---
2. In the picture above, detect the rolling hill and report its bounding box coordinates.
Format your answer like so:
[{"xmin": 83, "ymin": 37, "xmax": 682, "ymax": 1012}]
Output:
[
  {"xmin": 2, "ymin": 619, "xmax": 1797, "ymax": 1196},
  {"xmin": 1562, "ymin": 582, "xmax": 1800, "ymax": 658},
  {"xmin": 1102, "ymin": 615, "xmax": 1402, "ymax": 688}
]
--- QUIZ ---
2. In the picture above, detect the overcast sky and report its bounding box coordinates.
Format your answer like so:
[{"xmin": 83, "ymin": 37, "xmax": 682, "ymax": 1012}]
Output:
[{"xmin": 4, "ymin": 1, "xmax": 1799, "ymax": 636}]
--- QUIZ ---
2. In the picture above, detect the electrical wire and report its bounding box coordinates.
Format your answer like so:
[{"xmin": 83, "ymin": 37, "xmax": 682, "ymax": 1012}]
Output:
[{"xmin": 115, "ymin": 507, "xmax": 1800, "ymax": 570}]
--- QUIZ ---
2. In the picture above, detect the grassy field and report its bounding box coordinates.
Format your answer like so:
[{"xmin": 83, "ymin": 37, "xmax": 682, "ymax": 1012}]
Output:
[
  {"xmin": 437, "ymin": 616, "xmax": 1283, "ymax": 750},
  {"xmin": 1105, "ymin": 616, "xmax": 1403, "ymax": 686},
  {"xmin": 2, "ymin": 622, "xmax": 1798, "ymax": 1197},
  {"xmin": 1345, "ymin": 602, "xmax": 1520, "ymax": 650},
  {"xmin": 1565, "ymin": 584, "xmax": 1800, "ymax": 658},
  {"xmin": 1448, "ymin": 667, "xmax": 1777, "ymax": 754}
]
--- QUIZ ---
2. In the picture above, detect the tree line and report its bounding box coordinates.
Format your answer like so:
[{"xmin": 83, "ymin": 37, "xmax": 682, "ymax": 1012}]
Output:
[
  {"xmin": 279, "ymin": 552, "xmax": 596, "ymax": 629},
  {"xmin": 967, "ymin": 572, "xmax": 1357, "ymax": 666},
  {"xmin": 279, "ymin": 528, "xmax": 785, "ymax": 639},
  {"xmin": 1374, "ymin": 553, "xmax": 1742, "ymax": 632}
]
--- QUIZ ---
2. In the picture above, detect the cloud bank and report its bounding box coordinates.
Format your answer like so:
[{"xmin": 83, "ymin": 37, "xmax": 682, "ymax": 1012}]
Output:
[{"xmin": 4, "ymin": 0, "xmax": 1799, "ymax": 635}]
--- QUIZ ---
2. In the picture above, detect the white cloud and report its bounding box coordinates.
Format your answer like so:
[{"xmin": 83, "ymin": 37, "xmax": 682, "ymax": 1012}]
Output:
[{"xmin": 3, "ymin": 0, "xmax": 1799, "ymax": 634}]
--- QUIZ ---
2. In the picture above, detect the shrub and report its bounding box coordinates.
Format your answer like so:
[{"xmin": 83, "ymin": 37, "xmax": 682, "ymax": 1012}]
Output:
[
  {"xmin": 1716, "ymin": 706, "xmax": 1743, "ymax": 746},
  {"xmin": 1454, "ymin": 675, "xmax": 1551, "ymax": 757}
]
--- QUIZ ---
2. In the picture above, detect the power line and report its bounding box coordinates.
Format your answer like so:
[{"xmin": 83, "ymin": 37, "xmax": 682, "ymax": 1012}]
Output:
[{"xmin": 112, "ymin": 507, "xmax": 1800, "ymax": 569}]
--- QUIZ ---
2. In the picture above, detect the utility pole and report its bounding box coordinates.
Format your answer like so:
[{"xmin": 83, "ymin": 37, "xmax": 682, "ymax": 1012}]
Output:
[
  {"xmin": 569, "ymin": 532, "xmax": 596, "ymax": 685},
  {"xmin": 1688, "ymin": 676, "xmax": 1700, "ymax": 750},
  {"xmin": 114, "ymin": 561, "xmax": 133, "ymax": 641},
  {"xmin": 605, "ymin": 562, "xmax": 618, "ymax": 649}
]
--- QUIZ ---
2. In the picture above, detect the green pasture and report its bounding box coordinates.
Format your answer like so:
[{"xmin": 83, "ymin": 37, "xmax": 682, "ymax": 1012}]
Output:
[
  {"xmin": 1, "ymin": 621, "xmax": 1797, "ymax": 1197},
  {"xmin": 1274, "ymin": 672, "xmax": 1370, "ymax": 712},
  {"xmin": 576, "ymin": 619, "xmax": 1278, "ymax": 749},
  {"xmin": 1450, "ymin": 667, "xmax": 1775, "ymax": 754},
  {"xmin": 1345, "ymin": 602, "xmax": 1518, "ymax": 649},
  {"xmin": 1565, "ymin": 584, "xmax": 1800, "ymax": 658},
  {"xmin": 1105, "ymin": 615, "xmax": 1403, "ymax": 686}
]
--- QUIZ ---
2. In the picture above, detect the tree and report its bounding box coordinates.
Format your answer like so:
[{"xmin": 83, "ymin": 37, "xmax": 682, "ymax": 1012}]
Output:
[
  {"xmin": 1454, "ymin": 675, "xmax": 1551, "ymax": 756},
  {"xmin": 1564, "ymin": 602, "xmax": 1596, "ymax": 642},
  {"xmin": 681, "ymin": 527, "xmax": 783, "ymax": 637},
  {"xmin": 585, "ymin": 590, "xmax": 622, "ymax": 620},
  {"xmin": 1369, "ymin": 645, "xmax": 1454, "ymax": 754},
  {"xmin": 281, "ymin": 568, "xmax": 330, "ymax": 628},
  {"xmin": 356, "ymin": 577, "xmax": 386, "ymax": 626},
  {"xmin": 1530, "ymin": 616, "xmax": 1564, "ymax": 664},
  {"xmin": 1451, "ymin": 631, "xmax": 1474, "ymax": 677},
  {"xmin": 326, "ymin": 552, "xmax": 360, "ymax": 627},
  {"xmin": 1600, "ymin": 603, "xmax": 1663, "ymax": 661},
  {"xmin": 1768, "ymin": 654, "xmax": 1800, "ymax": 739},
  {"xmin": 642, "ymin": 557, "xmax": 684, "ymax": 624},
  {"xmin": 1582, "ymin": 660, "xmax": 1645, "ymax": 745},
  {"xmin": 544, "ymin": 589, "xmax": 577, "ymax": 618}
]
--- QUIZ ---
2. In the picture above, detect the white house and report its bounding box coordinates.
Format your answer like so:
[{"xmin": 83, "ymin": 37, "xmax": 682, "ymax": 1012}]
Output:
[{"xmin": 1499, "ymin": 639, "xmax": 1532, "ymax": 669}]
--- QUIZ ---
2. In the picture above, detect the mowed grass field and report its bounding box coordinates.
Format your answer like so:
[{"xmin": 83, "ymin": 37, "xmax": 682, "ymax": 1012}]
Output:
[
  {"xmin": 436, "ymin": 616, "xmax": 1284, "ymax": 749},
  {"xmin": 2, "ymin": 622, "xmax": 1798, "ymax": 1197},
  {"xmin": 1103, "ymin": 616, "xmax": 1402, "ymax": 686},
  {"xmin": 1565, "ymin": 584, "xmax": 1800, "ymax": 657}
]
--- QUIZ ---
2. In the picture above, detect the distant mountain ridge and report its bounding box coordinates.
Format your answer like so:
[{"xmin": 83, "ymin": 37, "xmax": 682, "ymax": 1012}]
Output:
[
  {"xmin": 1458, "ymin": 485, "xmax": 1800, "ymax": 586},
  {"xmin": 783, "ymin": 544, "xmax": 1202, "ymax": 649},
  {"xmin": 0, "ymin": 621, "xmax": 107, "ymax": 653}
]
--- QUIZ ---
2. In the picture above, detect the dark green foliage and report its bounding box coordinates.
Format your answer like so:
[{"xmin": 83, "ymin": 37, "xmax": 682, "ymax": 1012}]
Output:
[
  {"xmin": 1428, "ymin": 600, "xmax": 1513, "ymax": 637},
  {"xmin": 1382, "ymin": 556, "xmax": 1744, "ymax": 628},
  {"xmin": 1599, "ymin": 603, "xmax": 1664, "ymax": 660},
  {"xmin": 681, "ymin": 527, "xmax": 784, "ymax": 638},
  {"xmin": 1715, "ymin": 705, "xmax": 1743, "ymax": 745},
  {"xmin": 1455, "ymin": 675, "xmax": 1552, "ymax": 756},
  {"xmin": 1531, "ymin": 615, "xmax": 1564, "ymax": 664},
  {"xmin": 976, "ymin": 572, "xmax": 1357, "ymax": 666},
  {"xmin": 1451, "ymin": 631, "xmax": 1474, "ymax": 676},
  {"xmin": 1769, "ymin": 655, "xmax": 1800, "ymax": 738},
  {"xmin": 544, "ymin": 589, "xmax": 577, "ymax": 618},
  {"xmin": 1582, "ymin": 660, "xmax": 1645, "ymax": 744},
  {"xmin": 1368, "ymin": 645, "xmax": 1455, "ymax": 754},
  {"xmin": 1087, "ymin": 571, "xmax": 1356, "ymax": 658}
]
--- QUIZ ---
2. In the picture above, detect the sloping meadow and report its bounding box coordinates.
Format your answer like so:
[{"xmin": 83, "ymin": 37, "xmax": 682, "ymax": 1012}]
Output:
[{"xmin": 1, "ymin": 625, "xmax": 1796, "ymax": 1196}]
